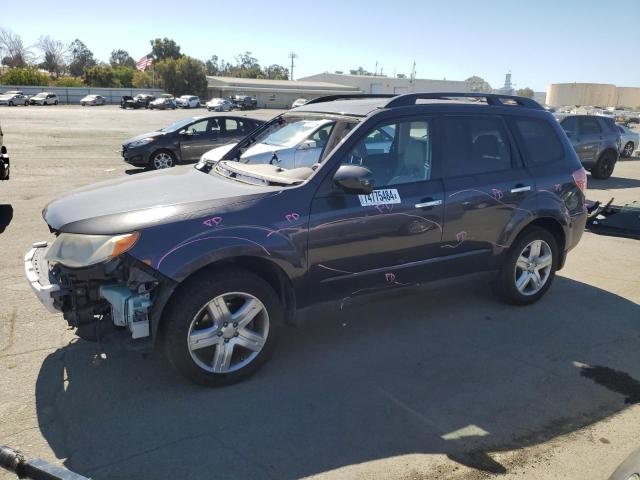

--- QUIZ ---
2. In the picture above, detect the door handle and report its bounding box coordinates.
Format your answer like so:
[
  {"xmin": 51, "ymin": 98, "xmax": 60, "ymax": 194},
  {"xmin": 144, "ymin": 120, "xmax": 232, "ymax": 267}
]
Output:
[
  {"xmin": 510, "ymin": 185, "xmax": 531, "ymax": 193},
  {"xmin": 415, "ymin": 199, "xmax": 442, "ymax": 208}
]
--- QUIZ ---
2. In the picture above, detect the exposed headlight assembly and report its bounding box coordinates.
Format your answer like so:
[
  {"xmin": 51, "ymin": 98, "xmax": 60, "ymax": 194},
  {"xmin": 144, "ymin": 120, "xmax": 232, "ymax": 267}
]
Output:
[
  {"xmin": 129, "ymin": 137, "xmax": 156, "ymax": 147},
  {"xmin": 45, "ymin": 232, "xmax": 139, "ymax": 268}
]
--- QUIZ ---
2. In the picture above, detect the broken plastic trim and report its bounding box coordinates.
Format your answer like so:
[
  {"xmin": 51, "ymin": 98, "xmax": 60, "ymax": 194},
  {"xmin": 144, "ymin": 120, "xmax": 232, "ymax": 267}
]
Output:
[{"xmin": 586, "ymin": 198, "xmax": 640, "ymax": 240}]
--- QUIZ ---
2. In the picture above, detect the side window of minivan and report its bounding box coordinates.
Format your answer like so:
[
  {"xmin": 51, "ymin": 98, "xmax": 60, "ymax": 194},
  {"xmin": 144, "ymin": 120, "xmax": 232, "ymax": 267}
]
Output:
[
  {"xmin": 579, "ymin": 117, "xmax": 601, "ymax": 136},
  {"xmin": 341, "ymin": 118, "xmax": 432, "ymax": 187},
  {"xmin": 442, "ymin": 115, "xmax": 512, "ymax": 177}
]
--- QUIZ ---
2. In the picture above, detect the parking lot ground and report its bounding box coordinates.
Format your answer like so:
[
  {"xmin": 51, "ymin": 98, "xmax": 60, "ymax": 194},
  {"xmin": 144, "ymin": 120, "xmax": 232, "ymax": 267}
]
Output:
[{"xmin": 0, "ymin": 106, "xmax": 639, "ymax": 480}]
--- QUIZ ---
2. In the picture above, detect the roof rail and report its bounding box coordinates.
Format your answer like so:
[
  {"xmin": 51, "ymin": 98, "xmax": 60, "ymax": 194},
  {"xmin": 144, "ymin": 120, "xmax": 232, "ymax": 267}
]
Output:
[
  {"xmin": 384, "ymin": 92, "xmax": 544, "ymax": 110},
  {"xmin": 305, "ymin": 94, "xmax": 396, "ymax": 105}
]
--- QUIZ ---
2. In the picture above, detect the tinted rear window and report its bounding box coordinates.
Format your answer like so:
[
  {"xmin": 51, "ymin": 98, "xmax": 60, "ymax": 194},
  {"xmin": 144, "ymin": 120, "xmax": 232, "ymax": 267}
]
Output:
[{"xmin": 513, "ymin": 117, "xmax": 564, "ymax": 165}]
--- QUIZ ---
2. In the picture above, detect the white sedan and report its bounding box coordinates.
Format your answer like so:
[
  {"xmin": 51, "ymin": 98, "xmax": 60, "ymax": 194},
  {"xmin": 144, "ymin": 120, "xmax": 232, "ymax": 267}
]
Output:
[
  {"xmin": 175, "ymin": 95, "xmax": 200, "ymax": 108},
  {"xmin": 206, "ymin": 98, "xmax": 232, "ymax": 112},
  {"xmin": 201, "ymin": 118, "xmax": 338, "ymax": 169},
  {"xmin": 0, "ymin": 91, "xmax": 29, "ymax": 106},
  {"xmin": 617, "ymin": 124, "xmax": 639, "ymax": 158},
  {"xmin": 29, "ymin": 92, "xmax": 59, "ymax": 105},
  {"xmin": 80, "ymin": 94, "xmax": 106, "ymax": 106}
]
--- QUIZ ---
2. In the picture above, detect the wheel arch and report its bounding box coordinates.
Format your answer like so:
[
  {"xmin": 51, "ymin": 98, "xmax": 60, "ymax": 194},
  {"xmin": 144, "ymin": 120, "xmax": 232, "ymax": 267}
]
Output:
[
  {"xmin": 511, "ymin": 216, "xmax": 567, "ymax": 269},
  {"xmin": 153, "ymin": 255, "xmax": 296, "ymax": 345}
]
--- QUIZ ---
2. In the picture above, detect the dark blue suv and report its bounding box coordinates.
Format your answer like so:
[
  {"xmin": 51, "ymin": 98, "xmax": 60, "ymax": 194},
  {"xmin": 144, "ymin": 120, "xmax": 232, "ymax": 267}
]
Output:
[{"xmin": 25, "ymin": 93, "xmax": 588, "ymax": 386}]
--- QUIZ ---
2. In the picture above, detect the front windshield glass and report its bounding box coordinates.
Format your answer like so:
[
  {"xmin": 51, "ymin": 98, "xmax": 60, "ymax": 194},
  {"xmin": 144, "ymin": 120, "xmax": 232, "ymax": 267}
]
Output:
[
  {"xmin": 162, "ymin": 118, "xmax": 194, "ymax": 132},
  {"xmin": 261, "ymin": 120, "xmax": 329, "ymax": 147},
  {"xmin": 34, "ymin": 93, "xmax": 47, "ymax": 98}
]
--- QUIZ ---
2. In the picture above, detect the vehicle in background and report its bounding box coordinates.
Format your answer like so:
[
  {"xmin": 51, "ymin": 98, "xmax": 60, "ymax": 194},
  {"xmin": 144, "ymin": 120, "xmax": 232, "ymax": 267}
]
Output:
[
  {"xmin": 559, "ymin": 114, "xmax": 620, "ymax": 179},
  {"xmin": 148, "ymin": 98, "xmax": 177, "ymax": 110},
  {"xmin": 617, "ymin": 124, "xmax": 639, "ymax": 157},
  {"xmin": 120, "ymin": 95, "xmax": 151, "ymax": 109},
  {"xmin": 206, "ymin": 98, "xmax": 233, "ymax": 112},
  {"xmin": 291, "ymin": 98, "xmax": 309, "ymax": 108},
  {"xmin": 80, "ymin": 95, "xmax": 106, "ymax": 106},
  {"xmin": 29, "ymin": 92, "xmax": 59, "ymax": 105},
  {"xmin": 120, "ymin": 115, "xmax": 264, "ymax": 169},
  {"xmin": 231, "ymin": 95, "xmax": 257, "ymax": 110},
  {"xmin": 175, "ymin": 95, "xmax": 201, "ymax": 108},
  {"xmin": 0, "ymin": 122, "xmax": 8, "ymax": 180},
  {"xmin": 0, "ymin": 91, "xmax": 29, "ymax": 106},
  {"xmin": 201, "ymin": 117, "xmax": 341, "ymax": 168},
  {"xmin": 159, "ymin": 93, "xmax": 174, "ymax": 100},
  {"xmin": 24, "ymin": 92, "xmax": 588, "ymax": 386}
]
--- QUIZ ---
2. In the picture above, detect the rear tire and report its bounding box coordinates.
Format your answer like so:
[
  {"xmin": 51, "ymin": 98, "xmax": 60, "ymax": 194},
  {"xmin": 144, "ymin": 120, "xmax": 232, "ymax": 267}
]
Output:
[
  {"xmin": 495, "ymin": 227, "xmax": 558, "ymax": 305},
  {"xmin": 592, "ymin": 151, "xmax": 616, "ymax": 179},
  {"xmin": 162, "ymin": 268, "xmax": 282, "ymax": 386},
  {"xmin": 8, "ymin": 101, "xmax": 13, "ymax": 106}
]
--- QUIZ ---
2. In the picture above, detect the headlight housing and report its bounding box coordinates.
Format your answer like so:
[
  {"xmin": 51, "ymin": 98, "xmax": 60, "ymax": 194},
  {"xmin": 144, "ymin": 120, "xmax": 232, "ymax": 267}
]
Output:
[
  {"xmin": 45, "ymin": 232, "xmax": 139, "ymax": 268},
  {"xmin": 128, "ymin": 137, "xmax": 156, "ymax": 148}
]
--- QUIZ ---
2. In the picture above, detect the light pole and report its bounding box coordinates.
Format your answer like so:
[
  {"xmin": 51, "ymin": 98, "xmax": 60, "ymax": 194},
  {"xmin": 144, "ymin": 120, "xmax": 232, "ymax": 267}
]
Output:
[{"xmin": 288, "ymin": 52, "xmax": 298, "ymax": 81}]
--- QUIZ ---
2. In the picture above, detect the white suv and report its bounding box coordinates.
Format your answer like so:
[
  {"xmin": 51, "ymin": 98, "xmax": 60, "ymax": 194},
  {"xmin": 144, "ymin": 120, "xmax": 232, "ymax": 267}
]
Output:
[
  {"xmin": 176, "ymin": 95, "xmax": 200, "ymax": 108},
  {"xmin": 29, "ymin": 92, "xmax": 59, "ymax": 105}
]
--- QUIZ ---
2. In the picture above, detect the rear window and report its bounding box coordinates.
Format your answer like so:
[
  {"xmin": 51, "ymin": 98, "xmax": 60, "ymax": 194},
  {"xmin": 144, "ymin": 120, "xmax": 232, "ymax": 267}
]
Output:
[{"xmin": 513, "ymin": 117, "xmax": 564, "ymax": 165}]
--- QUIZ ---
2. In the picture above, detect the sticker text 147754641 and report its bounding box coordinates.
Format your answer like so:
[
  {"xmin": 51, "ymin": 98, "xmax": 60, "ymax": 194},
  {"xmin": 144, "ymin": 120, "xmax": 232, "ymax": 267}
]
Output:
[{"xmin": 358, "ymin": 189, "xmax": 401, "ymax": 206}]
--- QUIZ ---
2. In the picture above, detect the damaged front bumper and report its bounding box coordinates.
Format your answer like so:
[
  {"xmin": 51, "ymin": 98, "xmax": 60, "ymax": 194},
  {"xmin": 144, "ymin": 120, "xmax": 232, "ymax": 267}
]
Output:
[{"xmin": 24, "ymin": 241, "xmax": 175, "ymax": 341}]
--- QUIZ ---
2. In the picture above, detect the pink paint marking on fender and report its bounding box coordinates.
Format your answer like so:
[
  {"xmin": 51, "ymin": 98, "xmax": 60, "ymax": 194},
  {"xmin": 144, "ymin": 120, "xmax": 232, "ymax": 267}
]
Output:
[
  {"xmin": 456, "ymin": 231, "xmax": 467, "ymax": 242},
  {"xmin": 554, "ymin": 184, "xmax": 562, "ymax": 192},
  {"xmin": 203, "ymin": 216, "xmax": 223, "ymax": 227},
  {"xmin": 385, "ymin": 272, "xmax": 396, "ymax": 283},
  {"xmin": 491, "ymin": 189, "xmax": 504, "ymax": 201},
  {"xmin": 285, "ymin": 212, "xmax": 300, "ymax": 223}
]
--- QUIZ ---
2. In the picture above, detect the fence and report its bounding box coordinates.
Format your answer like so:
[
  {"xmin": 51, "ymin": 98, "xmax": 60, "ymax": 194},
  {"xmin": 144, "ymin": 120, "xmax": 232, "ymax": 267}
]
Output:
[{"xmin": 0, "ymin": 85, "xmax": 166, "ymax": 105}]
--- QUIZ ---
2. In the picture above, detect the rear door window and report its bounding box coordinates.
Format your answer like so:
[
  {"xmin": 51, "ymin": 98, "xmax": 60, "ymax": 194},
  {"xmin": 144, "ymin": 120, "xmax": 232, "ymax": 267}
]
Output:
[
  {"xmin": 579, "ymin": 117, "xmax": 602, "ymax": 135},
  {"xmin": 442, "ymin": 115, "xmax": 513, "ymax": 177},
  {"xmin": 512, "ymin": 117, "xmax": 564, "ymax": 165}
]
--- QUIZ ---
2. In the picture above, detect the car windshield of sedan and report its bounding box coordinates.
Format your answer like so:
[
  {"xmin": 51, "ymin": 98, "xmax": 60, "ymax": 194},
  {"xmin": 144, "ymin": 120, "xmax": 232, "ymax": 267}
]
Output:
[{"xmin": 33, "ymin": 93, "xmax": 47, "ymax": 98}]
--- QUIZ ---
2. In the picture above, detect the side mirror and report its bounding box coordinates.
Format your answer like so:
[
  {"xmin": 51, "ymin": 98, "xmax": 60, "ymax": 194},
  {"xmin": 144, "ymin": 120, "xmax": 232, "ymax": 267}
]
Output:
[
  {"xmin": 298, "ymin": 139, "xmax": 317, "ymax": 150},
  {"xmin": 179, "ymin": 129, "xmax": 192, "ymax": 136},
  {"xmin": 334, "ymin": 164, "xmax": 374, "ymax": 194}
]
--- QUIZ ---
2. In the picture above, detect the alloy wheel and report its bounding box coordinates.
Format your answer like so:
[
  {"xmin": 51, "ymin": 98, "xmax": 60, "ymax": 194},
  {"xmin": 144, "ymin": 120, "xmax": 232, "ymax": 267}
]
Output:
[
  {"xmin": 623, "ymin": 142, "xmax": 634, "ymax": 157},
  {"xmin": 187, "ymin": 292, "xmax": 269, "ymax": 373},
  {"xmin": 514, "ymin": 239, "xmax": 553, "ymax": 296},
  {"xmin": 152, "ymin": 152, "xmax": 174, "ymax": 169}
]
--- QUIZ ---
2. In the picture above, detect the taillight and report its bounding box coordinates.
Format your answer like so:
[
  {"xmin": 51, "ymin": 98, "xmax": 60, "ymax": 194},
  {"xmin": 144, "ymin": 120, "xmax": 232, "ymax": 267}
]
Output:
[{"xmin": 572, "ymin": 168, "xmax": 587, "ymax": 193}]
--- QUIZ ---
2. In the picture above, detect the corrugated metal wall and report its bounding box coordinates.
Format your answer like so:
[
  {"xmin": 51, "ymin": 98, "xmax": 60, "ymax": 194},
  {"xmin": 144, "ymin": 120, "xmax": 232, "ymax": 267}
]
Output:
[{"xmin": 0, "ymin": 85, "xmax": 166, "ymax": 105}]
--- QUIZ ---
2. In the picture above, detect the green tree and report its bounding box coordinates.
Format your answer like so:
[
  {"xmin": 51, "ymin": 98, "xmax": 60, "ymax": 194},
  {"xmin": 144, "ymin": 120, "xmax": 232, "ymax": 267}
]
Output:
[
  {"xmin": 68, "ymin": 39, "xmax": 96, "ymax": 76},
  {"xmin": 55, "ymin": 76, "xmax": 84, "ymax": 87},
  {"xmin": 150, "ymin": 38, "xmax": 181, "ymax": 61},
  {"xmin": 113, "ymin": 66, "xmax": 136, "ymax": 87},
  {"xmin": 155, "ymin": 56, "xmax": 207, "ymax": 97},
  {"xmin": 205, "ymin": 55, "xmax": 219, "ymax": 76},
  {"xmin": 262, "ymin": 64, "xmax": 289, "ymax": 80},
  {"xmin": 36, "ymin": 35, "xmax": 66, "ymax": 77},
  {"xmin": 516, "ymin": 87, "xmax": 534, "ymax": 98},
  {"xmin": 84, "ymin": 64, "xmax": 116, "ymax": 87},
  {"xmin": 109, "ymin": 49, "xmax": 136, "ymax": 68},
  {"xmin": 0, "ymin": 28, "xmax": 32, "ymax": 68},
  {"xmin": 465, "ymin": 75, "xmax": 492, "ymax": 93},
  {"xmin": 132, "ymin": 70, "xmax": 154, "ymax": 88},
  {"xmin": 1, "ymin": 67, "xmax": 49, "ymax": 86}
]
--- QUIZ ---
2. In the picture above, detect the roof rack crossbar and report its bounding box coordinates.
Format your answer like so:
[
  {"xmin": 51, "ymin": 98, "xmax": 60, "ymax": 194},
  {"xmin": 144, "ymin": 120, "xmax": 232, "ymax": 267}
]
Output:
[
  {"xmin": 304, "ymin": 94, "xmax": 396, "ymax": 105},
  {"xmin": 384, "ymin": 92, "xmax": 544, "ymax": 110}
]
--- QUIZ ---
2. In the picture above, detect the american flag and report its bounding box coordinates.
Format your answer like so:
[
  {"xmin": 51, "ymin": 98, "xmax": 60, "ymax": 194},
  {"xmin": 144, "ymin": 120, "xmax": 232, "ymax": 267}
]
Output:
[{"xmin": 136, "ymin": 54, "xmax": 153, "ymax": 72}]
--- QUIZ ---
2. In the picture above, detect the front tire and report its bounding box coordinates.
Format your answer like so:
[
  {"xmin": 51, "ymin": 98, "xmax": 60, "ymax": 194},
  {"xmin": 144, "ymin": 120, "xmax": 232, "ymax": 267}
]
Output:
[
  {"xmin": 592, "ymin": 151, "xmax": 616, "ymax": 179},
  {"xmin": 162, "ymin": 268, "xmax": 282, "ymax": 386},
  {"xmin": 8, "ymin": 101, "xmax": 13, "ymax": 106},
  {"xmin": 622, "ymin": 141, "xmax": 634, "ymax": 158},
  {"xmin": 495, "ymin": 227, "xmax": 558, "ymax": 305},
  {"xmin": 150, "ymin": 149, "xmax": 176, "ymax": 169}
]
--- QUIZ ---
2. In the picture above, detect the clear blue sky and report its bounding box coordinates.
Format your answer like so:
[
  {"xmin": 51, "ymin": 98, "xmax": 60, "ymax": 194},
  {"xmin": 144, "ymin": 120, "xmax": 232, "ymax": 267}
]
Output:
[{"xmin": 2, "ymin": 0, "xmax": 639, "ymax": 91}]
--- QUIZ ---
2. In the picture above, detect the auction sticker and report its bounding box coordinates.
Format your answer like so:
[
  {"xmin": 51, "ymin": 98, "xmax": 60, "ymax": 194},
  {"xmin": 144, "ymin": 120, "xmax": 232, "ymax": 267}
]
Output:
[{"xmin": 358, "ymin": 189, "xmax": 401, "ymax": 206}]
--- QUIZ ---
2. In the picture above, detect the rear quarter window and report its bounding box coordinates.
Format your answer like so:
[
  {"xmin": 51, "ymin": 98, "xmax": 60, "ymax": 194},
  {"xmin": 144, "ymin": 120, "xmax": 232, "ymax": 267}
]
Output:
[{"xmin": 512, "ymin": 117, "xmax": 564, "ymax": 165}]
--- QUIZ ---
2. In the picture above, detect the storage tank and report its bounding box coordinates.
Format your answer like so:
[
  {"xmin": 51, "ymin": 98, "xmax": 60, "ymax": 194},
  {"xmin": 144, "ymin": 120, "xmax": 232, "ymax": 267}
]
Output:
[
  {"xmin": 546, "ymin": 83, "xmax": 617, "ymax": 108},
  {"xmin": 615, "ymin": 87, "xmax": 640, "ymax": 109}
]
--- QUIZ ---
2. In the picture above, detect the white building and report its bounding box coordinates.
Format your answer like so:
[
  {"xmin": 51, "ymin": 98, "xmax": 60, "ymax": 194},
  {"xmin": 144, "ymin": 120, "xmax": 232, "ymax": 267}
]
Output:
[
  {"xmin": 206, "ymin": 76, "xmax": 360, "ymax": 109},
  {"xmin": 298, "ymin": 72, "xmax": 469, "ymax": 95}
]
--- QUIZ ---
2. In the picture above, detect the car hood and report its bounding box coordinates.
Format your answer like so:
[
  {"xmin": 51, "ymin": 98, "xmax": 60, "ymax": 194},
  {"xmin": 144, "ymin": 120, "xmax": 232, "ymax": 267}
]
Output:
[
  {"xmin": 123, "ymin": 131, "xmax": 165, "ymax": 145},
  {"xmin": 242, "ymin": 142, "xmax": 289, "ymax": 161},
  {"xmin": 43, "ymin": 167, "xmax": 280, "ymax": 235},
  {"xmin": 201, "ymin": 143, "xmax": 238, "ymax": 162}
]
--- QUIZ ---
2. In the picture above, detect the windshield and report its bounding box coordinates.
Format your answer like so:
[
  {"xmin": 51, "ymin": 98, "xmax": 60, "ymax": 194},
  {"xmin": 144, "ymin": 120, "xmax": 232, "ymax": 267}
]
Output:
[
  {"xmin": 261, "ymin": 119, "xmax": 329, "ymax": 147},
  {"xmin": 34, "ymin": 93, "xmax": 47, "ymax": 98},
  {"xmin": 161, "ymin": 118, "xmax": 194, "ymax": 132}
]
